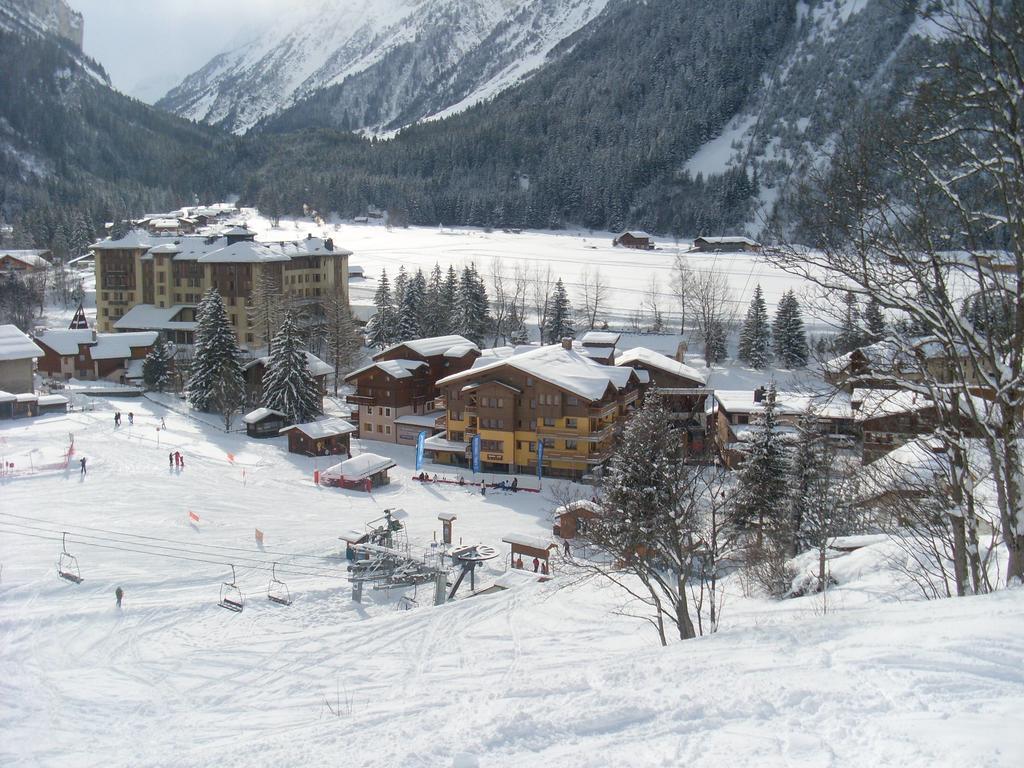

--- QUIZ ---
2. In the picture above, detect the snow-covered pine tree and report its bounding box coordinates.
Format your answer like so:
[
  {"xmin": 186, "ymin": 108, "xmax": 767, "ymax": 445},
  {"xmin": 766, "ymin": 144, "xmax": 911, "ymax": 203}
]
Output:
[
  {"xmin": 864, "ymin": 296, "xmax": 886, "ymax": 342},
  {"xmin": 368, "ymin": 269, "xmax": 397, "ymax": 348},
  {"xmin": 545, "ymin": 278, "xmax": 575, "ymax": 343},
  {"xmin": 706, "ymin": 319, "xmax": 728, "ymax": 364},
  {"xmin": 261, "ymin": 311, "xmax": 322, "ymax": 424},
  {"xmin": 392, "ymin": 266, "xmax": 408, "ymax": 315},
  {"xmin": 787, "ymin": 409, "xmax": 827, "ymax": 558},
  {"xmin": 772, "ymin": 290, "xmax": 808, "ymax": 368},
  {"xmin": 729, "ymin": 385, "xmax": 791, "ymax": 545},
  {"xmin": 441, "ymin": 265, "xmax": 460, "ymax": 334},
  {"xmin": 323, "ymin": 295, "xmax": 364, "ymax": 395},
  {"xmin": 421, "ymin": 263, "xmax": 445, "ymax": 337},
  {"xmin": 737, "ymin": 284, "xmax": 771, "ymax": 368},
  {"xmin": 456, "ymin": 264, "xmax": 491, "ymax": 345},
  {"xmin": 188, "ymin": 289, "xmax": 245, "ymax": 429},
  {"xmin": 396, "ymin": 268, "xmax": 426, "ymax": 342},
  {"xmin": 508, "ymin": 307, "xmax": 530, "ymax": 346},
  {"xmin": 142, "ymin": 335, "xmax": 173, "ymax": 392}
]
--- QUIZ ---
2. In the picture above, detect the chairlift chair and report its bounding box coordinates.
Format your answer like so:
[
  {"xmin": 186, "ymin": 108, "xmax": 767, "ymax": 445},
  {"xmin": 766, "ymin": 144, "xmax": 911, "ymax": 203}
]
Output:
[
  {"xmin": 218, "ymin": 564, "xmax": 244, "ymax": 612},
  {"xmin": 267, "ymin": 562, "xmax": 292, "ymax": 606},
  {"xmin": 58, "ymin": 532, "xmax": 82, "ymax": 584}
]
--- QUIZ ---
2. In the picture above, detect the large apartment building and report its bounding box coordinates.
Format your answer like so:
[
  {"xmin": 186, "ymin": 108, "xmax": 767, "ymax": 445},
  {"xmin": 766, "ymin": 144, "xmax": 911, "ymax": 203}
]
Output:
[
  {"xmin": 90, "ymin": 227, "xmax": 350, "ymax": 348},
  {"xmin": 344, "ymin": 335, "xmax": 480, "ymax": 445},
  {"xmin": 428, "ymin": 340, "xmax": 643, "ymax": 480}
]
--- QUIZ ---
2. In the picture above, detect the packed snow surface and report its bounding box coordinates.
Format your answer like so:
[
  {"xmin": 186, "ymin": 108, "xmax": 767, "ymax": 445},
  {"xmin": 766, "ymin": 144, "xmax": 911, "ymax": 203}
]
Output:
[{"xmin": 1, "ymin": 397, "xmax": 1022, "ymax": 767}]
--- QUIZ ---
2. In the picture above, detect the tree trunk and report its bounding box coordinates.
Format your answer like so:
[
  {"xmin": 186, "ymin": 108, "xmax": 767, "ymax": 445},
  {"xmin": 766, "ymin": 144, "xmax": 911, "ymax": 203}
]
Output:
[
  {"xmin": 950, "ymin": 513, "xmax": 968, "ymax": 597},
  {"xmin": 676, "ymin": 575, "xmax": 696, "ymax": 640}
]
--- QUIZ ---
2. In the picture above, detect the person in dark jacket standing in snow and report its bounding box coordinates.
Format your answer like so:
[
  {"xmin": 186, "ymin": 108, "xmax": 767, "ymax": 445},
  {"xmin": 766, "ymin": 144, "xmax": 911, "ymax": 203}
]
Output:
[
  {"xmin": 115, "ymin": 586, "xmax": 123, "ymax": 608},
  {"xmin": 169, "ymin": 452, "xmax": 174, "ymax": 468},
  {"xmin": 79, "ymin": 457, "xmax": 87, "ymax": 475}
]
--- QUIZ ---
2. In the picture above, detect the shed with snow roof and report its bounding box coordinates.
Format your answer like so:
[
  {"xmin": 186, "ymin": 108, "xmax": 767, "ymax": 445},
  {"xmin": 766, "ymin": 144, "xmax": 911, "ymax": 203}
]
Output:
[
  {"xmin": 0, "ymin": 324, "xmax": 43, "ymax": 394},
  {"xmin": 691, "ymin": 236, "xmax": 761, "ymax": 253},
  {"xmin": 243, "ymin": 407, "xmax": 288, "ymax": 438},
  {"xmin": 612, "ymin": 231, "xmax": 655, "ymax": 250},
  {"xmin": 503, "ymin": 533, "xmax": 558, "ymax": 573},
  {"xmin": 553, "ymin": 499, "xmax": 602, "ymax": 540},
  {"xmin": 280, "ymin": 418, "xmax": 357, "ymax": 456},
  {"xmin": 322, "ymin": 453, "xmax": 396, "ymax": 491}
]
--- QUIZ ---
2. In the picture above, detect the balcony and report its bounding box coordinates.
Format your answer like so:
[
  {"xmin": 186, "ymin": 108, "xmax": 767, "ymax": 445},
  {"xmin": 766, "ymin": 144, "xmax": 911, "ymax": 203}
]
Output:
[
  {"xmin": 588, "ymin": 402, "xmax": 618, "ymax": 419},
  {"xmin": 537, "ymin": 423, "xmax": 614, "ymax": 442},
  {"xmin": 345, "ymin": 393, "xmax": 375, "ymax": 406}
]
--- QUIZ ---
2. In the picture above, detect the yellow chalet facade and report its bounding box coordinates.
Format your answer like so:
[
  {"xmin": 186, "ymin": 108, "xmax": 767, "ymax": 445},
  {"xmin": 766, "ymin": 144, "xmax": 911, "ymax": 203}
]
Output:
[
  {"xmin": 428, "ymin": 340, "xmax": 642, "ymax": 480},
  {"xmin": 90, "ymin": 227, "xmax": 350, "ymax": 349}
]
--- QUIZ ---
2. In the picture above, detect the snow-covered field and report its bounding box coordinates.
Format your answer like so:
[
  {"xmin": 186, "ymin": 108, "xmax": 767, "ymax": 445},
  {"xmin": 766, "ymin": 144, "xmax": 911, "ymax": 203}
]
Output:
[{"xmin": 2, "ymin": 397, "xmax": 1022, "ymax": 767}]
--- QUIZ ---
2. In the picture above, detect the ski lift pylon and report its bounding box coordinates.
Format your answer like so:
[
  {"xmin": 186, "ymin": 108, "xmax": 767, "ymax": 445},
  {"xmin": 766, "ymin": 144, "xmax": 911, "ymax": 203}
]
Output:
[
  {"xmin": 267, "ymin": 562, "xmax": 291, "ymax": 606},
  {"xmin": 218, "ymin": 564, "xmax": 244, "ymax": 612},
  {"xmin": 58, "ymin": 532, "xmax": 82, "ymax": 583}
]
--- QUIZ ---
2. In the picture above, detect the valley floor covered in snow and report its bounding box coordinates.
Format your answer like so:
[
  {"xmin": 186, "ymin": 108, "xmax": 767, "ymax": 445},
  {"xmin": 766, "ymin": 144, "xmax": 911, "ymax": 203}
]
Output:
[{"xmin": 1, "ymin": 397, "xmax": 1021, "ymax": 767}]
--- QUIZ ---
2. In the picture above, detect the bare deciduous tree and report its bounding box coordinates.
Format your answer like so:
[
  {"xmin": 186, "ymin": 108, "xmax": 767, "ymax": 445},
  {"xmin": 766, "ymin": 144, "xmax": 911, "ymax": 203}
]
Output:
[{"xmin": 578, "ymin": 265, "xmax": 609, "ymax": 331}]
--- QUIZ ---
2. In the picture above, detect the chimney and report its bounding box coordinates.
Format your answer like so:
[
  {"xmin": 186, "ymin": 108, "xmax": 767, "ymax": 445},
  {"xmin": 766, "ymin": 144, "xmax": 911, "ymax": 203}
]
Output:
[
  {"xmin": 325, "ymin": 238, "xmax": 334, "ymax": 251},
  {"xmin": 753, "ymin": 386, "xmax": 765, "ymax": 403},
  {"xmin": 561, "ymin": 337, "xmax": 573, "ymax": 350},
  {"xmin": 675, "ymin": 341, "xmax": 687, "ymax": 363}
]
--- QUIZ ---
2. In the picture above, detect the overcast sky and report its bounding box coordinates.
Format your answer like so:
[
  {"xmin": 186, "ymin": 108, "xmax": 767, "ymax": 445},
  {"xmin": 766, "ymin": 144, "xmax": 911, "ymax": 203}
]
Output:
[{"xmin": 67, "ymin": 0, "xmax": 311, "ymax": 103}]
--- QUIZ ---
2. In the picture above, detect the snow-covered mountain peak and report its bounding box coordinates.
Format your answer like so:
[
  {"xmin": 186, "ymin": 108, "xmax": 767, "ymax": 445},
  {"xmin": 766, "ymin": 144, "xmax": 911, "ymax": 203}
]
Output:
[{"xmin": 157, "ymin": 0, "xmax": 608, "ymax": 135}]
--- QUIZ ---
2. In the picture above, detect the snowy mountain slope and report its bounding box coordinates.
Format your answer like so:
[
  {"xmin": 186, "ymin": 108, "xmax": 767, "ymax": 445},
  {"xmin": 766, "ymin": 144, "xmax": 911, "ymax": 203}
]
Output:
[
  {"xmin": 1, "ymin": 399, "xmax": 1022, "ymax": 767},
  {"xmin": 156, "ymin": 0, "xmax": 609, "ymax": 135}
]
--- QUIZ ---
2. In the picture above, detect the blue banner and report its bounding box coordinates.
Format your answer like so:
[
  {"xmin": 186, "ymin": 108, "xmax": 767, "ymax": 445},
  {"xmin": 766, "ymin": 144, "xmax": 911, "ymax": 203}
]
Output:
[
  {"xmin": 537, "ymin": 438, "xmax": 544, "ymax": 481},
  {"xmin": 415, "ymin": 430, "xmax": 427, "ymax": 471},
  {"xmin": 471, "ymin": 434, "xmax": 481, "ymax": 474}
]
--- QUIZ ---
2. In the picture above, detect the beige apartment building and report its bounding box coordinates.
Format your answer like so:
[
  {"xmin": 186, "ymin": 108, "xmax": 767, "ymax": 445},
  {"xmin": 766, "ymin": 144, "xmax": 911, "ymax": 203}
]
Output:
[{"xmin": 90, "ymin": 227, "xmax": 350, "ymax": 349}]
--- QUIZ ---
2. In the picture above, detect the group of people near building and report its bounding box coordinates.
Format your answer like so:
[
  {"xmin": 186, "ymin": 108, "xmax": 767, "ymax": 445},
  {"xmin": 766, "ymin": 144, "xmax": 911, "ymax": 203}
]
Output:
[{"xmin": 512, "ymin": 556, "xmax": 549, "ymax": 575}]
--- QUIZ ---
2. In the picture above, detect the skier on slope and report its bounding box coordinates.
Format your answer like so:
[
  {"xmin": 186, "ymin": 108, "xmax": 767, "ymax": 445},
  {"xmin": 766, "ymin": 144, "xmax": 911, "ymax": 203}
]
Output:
[
  {"xmin": 79, "ymin": 457, "xmax": 87, "ymax": 475},
  {"xmin": 115, "ymin": 586, "xmax": 123, "ymax": 608}
]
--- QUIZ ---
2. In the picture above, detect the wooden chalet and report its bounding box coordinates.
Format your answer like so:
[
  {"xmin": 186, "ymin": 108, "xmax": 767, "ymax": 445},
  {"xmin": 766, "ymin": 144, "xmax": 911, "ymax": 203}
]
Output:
[
  {"xmin": 33, "ymin": 328, "xmax": 157, "ymax": 382},
  {"xmin": 0, "ymin": 249, "xmax": 51, "ymax": 272},
  {"xmin": 615, "ymin": 346, "xmax": 711, "ymax": 456},
  {"xmin": 242, "ymin": 407, "xmax": 288, "ymax": 438},
  {"xmin": 280, "ymin": 418, "xmax": 357, "ymax": 456},
  {"xmin": 691, "ymin": 236, "xmax": 761, "ymax": 253},
  {"xmin": 852, "ymin": 388, "xmax": 942, "ymax": 464},
  {"xmin": 345, "ymin": 335, "xmax": 480, "ymax": 445},
  {"xmin": 824, "ymin": 340, "xmax": 986, "ymax": 393},
  {"xmin": 612, "ymin": 231, "xmax": 655, "ymax": 250}
]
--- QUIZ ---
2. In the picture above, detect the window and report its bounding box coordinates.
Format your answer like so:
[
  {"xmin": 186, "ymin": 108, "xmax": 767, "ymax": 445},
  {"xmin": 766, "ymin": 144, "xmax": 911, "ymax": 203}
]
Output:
[
  {"xmin": 526, "ymin": 377, "xmax": 534, "ymax": 386},
  {"xmin": 530, "ymin": 399, "xmax": 536, "ymax": 409},
  {"xmin": 737, "ymin": 414, "xmax": 749, "ymax": 425},
  {"xmin": 566, "ymin": 418, "xmax": 578, "ymax": 429},
  {"xmin": 377, "ymin": 425, "xmax": 384, "ymax": 433},
  {"xmin": 481, "ymin": 439, "xmax": 502, "ymax": 452},
  {"xmin": 565, "ymin": 440, "xmax": 578, "ymax": 450},
  {"xmin": 528, "ymin": 442, "xmax": 536, "ymax": 452},
  {"xmin": 542, "ymin": 437, "xmax": 555, "ymax": 448},
  {"xmin": 386, "ymin": 426, "xmax": 391, "ymax": 435},
  {"xmin": 378, "ymin": 407, "xmax": 384, "ymax": 416},
  {"xmin": 385, "ymin": 408, "xmax": 391, "ymax": 416},
  {"xmin": 567, "ymin": 396, "xmax": 579, "ymax": 406},
  {"xmin": 543, "ymin": 417, "xmax": 555, "ymax": 427},
  {"xmin": 364, "ymin": 423, "xmax": 372, "ymax": 432},
  {"xmin": 497, "ymin": 398, "xmax": 504, "ymax": 408}
]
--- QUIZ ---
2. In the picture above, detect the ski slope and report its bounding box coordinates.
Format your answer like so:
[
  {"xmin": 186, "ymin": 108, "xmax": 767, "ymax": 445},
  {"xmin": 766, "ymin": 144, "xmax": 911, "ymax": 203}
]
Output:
[{"xmin": 2, "ymin": 396, "xmax": 1022, "ymax": 767}]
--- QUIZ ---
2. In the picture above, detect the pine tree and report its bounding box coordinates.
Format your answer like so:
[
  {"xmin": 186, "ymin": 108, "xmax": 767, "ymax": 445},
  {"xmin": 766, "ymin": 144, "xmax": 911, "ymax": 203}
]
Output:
[
  {"xmin": 546, "ymin": 278, "xmax": 575, "ymax": 343},
  {"xmin": 772, "ymin": 290, "xmax": 808, "ymax": 368},
  {"xmin": 392, "ymin": 266, "xmax": 408, "ymax": 314},
  {"xmin": 706, "ymin": 320, "xmax": 728, "ymax": 364},
  {"xmin": 456, "ymin": 264, "xmax": 491, "ymax": 345},
  {"xmin": 368, "ymin": 269, "xmax": 396, "ymax": 349},
  {"xmin": 396, "ymin": 268, "xmax": 426, "ymax": 341},
  {"xmin": 864, "ymin": 296, "xmax": 886, "ymax": 342},
  {"xmin": 737, "ymin": 284, "xmax": 771, "ymax": 368},
  {"xmin": 188, "ymin": 289, "xmax": 245, "ymax": 429},
  {"xmin": 441, "ymin": 265, "xmax": 459, "ymax": 334},
  {"xmin": 787, "ymin": 410, "xmax": 827, "ymax": 557},
  {"xmin": 730, "ymin": 385, "xmax": 791, "ymax": 545},
  {"xmin": 323, "ymin": 295, "xmax": 364, "ymax": 395},
  {"xmin": 834, "ymin": 291, "xmax": 863, "ymax": 354},
  {"xmin": 261, "ymin": 311, "xmax": 322, "ymax": 424},
  {"xmin": 508, "ymin": 307, "xmax": 530, "ymax": 345},
  {"xmin": 142, "ymin": 335, "xmax": 173, "ymax": 392},
  {"xmin": 421, "ymin": 263, "xmax": 445, "ymax": 337}
]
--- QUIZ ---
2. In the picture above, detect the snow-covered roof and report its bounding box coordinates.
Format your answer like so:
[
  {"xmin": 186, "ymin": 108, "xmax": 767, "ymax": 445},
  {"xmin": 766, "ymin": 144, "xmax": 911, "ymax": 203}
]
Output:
[
  {"xmin": 438, "ymin": 343, "xmax": 636, "ymax": 402},
  {"xmin": 554, "ymin": 499, "xmax": 601, "ymax": 518},
  {"xmin": 348, "ymin": 264, "xmax": 365, "ymax": 277},
  {"xmin": 90, "ymin": 332, "xmax": 158, "ymax": 360},
  {"xmin": 1, "ymin": 249, "xmax": 50, "ymax": 268},
  {"xmin": 90, "ymin": 229, "xmax": 160, "ymax": 250},
  {"xmin": 114, "ymin": 304, "xmax": 197, "ymax": 332},
  {"xmin": 693, "ymin": 236, "xmax": 761, "ymax": 246},
  {"xmin": 0, "ymin": 390, "xmax": 17, "ymax": 403},
  {"xmin": 338, "ymin": 529, "xmax": 368, "ymax": 544},
  {"xmin": 345, "ymin": 359, "xmax": 426, "ymax": 381},
  {"xmin": 243, "ymin": 407, "xmax": 287, "ymax": 424},
  {"xmin": 33, "ymin": 328, "xmax": 94, "ymax": 355},
  {"xmin": 716, "ymin": 389, "xmax": 852, "ymax": 419},
  {"xmin": 280, "ymin": 418, "xmax": 357, "ymax": 439},
  {"xmin": 15, "ymin": 393, "xmax": 38, "ymax": 402},
  {"xmin": 824, "ymin": 338, "xmax": 961, "ymax": 375},
  {"xmin": 0, "ymin": 324, "xmax": 44, "ymax": 360},
  {"xmin": 502, "ymin": 533, "xmax": 557, "ymax": 551},
  {"xmin": 852, "ymin": 388, "xmax": 933, "ymax": 421},
  {"xmin": 394, "ymin": 411, "xmax": 445, "ymax": 428},
  {"xmin": 92, "ymin": 231, "xmax": 351, "ymax": 264},
  {"xmin": 615, "ymin": 347, "xmax": 707, "ymax": 386},
  {"xmin": 580, "ymin": 331, "xmax": 621, "ymax": 346},
  {"xmin": 326, "ymin": 453, "xmax": 396, "ymax": 481},
  {"xmin": 617, "ymin": 231, "xmax": 652, "ymax": 239},
  {"xmin": 424, "ymin": 433, "xmax": 468, "ymax": 452},
  {"xmin": 37, "ymin": 394, "xmax": 68, "ymax": 406},
  {"xmin": 377, "ymin": 335, "xmax": 478, "ymax": 360}
]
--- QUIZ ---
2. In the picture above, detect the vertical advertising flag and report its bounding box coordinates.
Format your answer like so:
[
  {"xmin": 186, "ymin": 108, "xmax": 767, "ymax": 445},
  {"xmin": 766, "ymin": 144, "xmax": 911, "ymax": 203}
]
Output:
[
  {"xmin": 415, "ymin": 430, "xmax": 427, "ymax": 471},
  {"xmin": 537, "ymin": 438, "xmax": 544, "ymax": 482},
  {"xmin": 471, "ymin": 434, "xmax": 481, "ymax": 474}
]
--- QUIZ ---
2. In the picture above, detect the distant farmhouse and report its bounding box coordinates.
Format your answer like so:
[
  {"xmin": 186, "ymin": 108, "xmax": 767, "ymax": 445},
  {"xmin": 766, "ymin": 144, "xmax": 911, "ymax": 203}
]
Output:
[
  {"xmin": 612, "ymin": 231, "xmax": 655, "ymax": 250},
  {"xmin": 691, "ymin": 236, "xmax": 761, "ymax": 253},
  {"xmin": 33, "ymin": 328, "xmax": 157, "ymax": 383}
]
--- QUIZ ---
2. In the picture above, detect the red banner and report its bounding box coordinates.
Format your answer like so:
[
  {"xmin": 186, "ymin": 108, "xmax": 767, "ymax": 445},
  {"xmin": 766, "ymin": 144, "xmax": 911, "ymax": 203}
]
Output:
[{"xmin": 188, "ymin": 511, "xmax": 200, "ymax": 523}]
